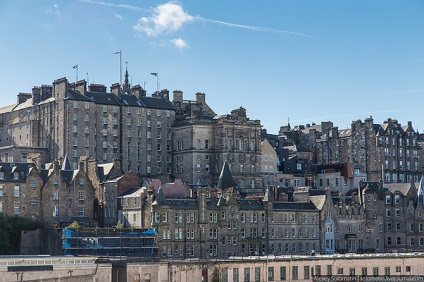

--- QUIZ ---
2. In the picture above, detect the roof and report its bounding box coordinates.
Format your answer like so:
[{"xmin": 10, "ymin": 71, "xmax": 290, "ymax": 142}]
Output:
[
  {"xmin": 61, "ymin": 155, "xmax": 72, "ymax": 171},
  {"xmin": 66, "ymin": 89, "xmax": 94, "ymax": 102},
  {"xmin": 273, "ymin": 201, "xmax": 318, "ymax": 211},
  {"xmin": 121, "ymin": 186, "xmax": 146, "ymax": 198},
  {"xmin": 237, "ymin": 199, "xmax": 265, "ymax": 210},
  {"xmin": 0, "ymin": 103, "xmax": 17, "ymax": 114},
  {"xmin": 152, "ymin": 187, "xmax": 168, "ymax": 206},
  {"xmin": 85, "ymin": 91, "xmax": 122, "ymax": 105},
  {"xmin": 118, "ymin": 187, "xmax": 143, "ymax": 198},
  {"xmin": 217, "ymin": 161, "xmax": 237, "ymax": 190},
  {"xmin": 384, "ymin": 183, "xmax": 413, "ymax": 196},
  {"xmin": 97, "ymin": 163, "xmax": 115, "ymax": 182},
  {"xmin": 283, "ymin": 145, "xmax": 311, "ymax": 153},
  {"xmin": 139, "ymin": 97, "xmax": 175, "ymax": 110},
  {"xmin": 13, "ymin": 98, "xmax": 33, "ymax": 111},
  {"xmin": 166, "ymin": 198, "xmax": 198, "ymax": 210},
  {"xmin": 120, "ymin": 94, "xmax": 144, "ymax": 107},
  {"xmin": 310, "ymin": 195, "xmax": 326, "ymax": 210},
  {"xmin": 338, "ymin": 129, "xmax": 352, "ymax": 138},
  {"xmin": 0, "ymin": 162, "xmax": 36, "ymax": 182}
]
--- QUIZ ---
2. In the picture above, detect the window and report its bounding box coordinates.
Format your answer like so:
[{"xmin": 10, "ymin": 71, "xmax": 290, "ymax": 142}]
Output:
[
  {"xmin": 386, "ymin": 195, "xmax": 391, "ymax": 204},
  {"xmin": 231, "ymin": 268, "xmax": 239, "ymax": 282},
  {"xmin": 0, "ymin": 186, "xmax": 3, "ymax": 197},
  {"xmin": 280, "ymin": 267, "xmax": 286, "ymax": 281},
  {"xmin": 78, "ymin": 206, "xmax": 85, "ymax": 216},
  {"xmin": 14, "ymin": 186, "xmax": 20, "ymax": 197},
  {"xmin": 53, "ymin": 206, "xmax": 58, "ymax": 217},
  {"xmin": 14, "ymin": 202, "xmax": 20, "ymax": 215},
  {"xmin": 290, "ymin": 266, "xmax": 298, "ymax": 280},
  {"xmin": 304, "ymin": 266, "xmax": 310, "ymax": 279},
  {"xmin": 78, "ymin": 191, "xmax": 84, "ymax": 201},
  {"xmin": 268, "ymin": 267, "xmax": 274, "ymax": 281},
  {"xmin": 384, "ymin": 267, "xmax": 390, "ymax": 277},
  {"xmin": 255, "ymin": 267, "xmax": 260, "ymax": 282}
]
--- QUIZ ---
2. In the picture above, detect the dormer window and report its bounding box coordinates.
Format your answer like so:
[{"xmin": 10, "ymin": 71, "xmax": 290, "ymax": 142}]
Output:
[
  {"xmin": 13, "ymin": 172, "xmax": 19, "ymax": 180},
  {"xmin": 0, "ymin": 172, "xmax": 4, "ymax": 179}
]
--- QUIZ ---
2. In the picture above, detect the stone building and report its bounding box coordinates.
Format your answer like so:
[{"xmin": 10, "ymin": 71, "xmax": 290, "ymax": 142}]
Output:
[
  {"xmin": 260, "ymin": 139, "xmax": 277, "ymax": 188},
  {"xmin": 316, "ymin": 117, "xmax": 422, "ymax": 183},
  {"xmin": 0, "ymin": 162, "xmax": 44, "ymax": 219},
  {"xmin": 40, "ymin": 156, "xmax": 96, "ymax": 226},
  {"xmin": 172, "ymin": 91, "xmax": 262, "ymax": 194},
  {"xmin": 311, "ymin": 180, "xmax": 424, "ymax": 255},
  {"xmin": 0, "ymin": 74, "xmax": 175, "ymax": 181},
  {"xmin": 151, "ymin": 162, "xmax": 321, "ymax": 259}
]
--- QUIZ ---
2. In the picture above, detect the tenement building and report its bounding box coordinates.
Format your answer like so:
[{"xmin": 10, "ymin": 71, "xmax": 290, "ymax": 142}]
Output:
[
  {"xmin": 316, "ymin": 117, "xmax": 422, "ymax": 183},
  {"xmin": 0, "ymin": 71, "xmax": 175, "ymax": 180},
  {"xmin": 0, "ymin": 156, "xmax": 97, "ymax": 226},
  {"xmin": 172, "ymin": 91, "xmax": 262, "ymax": 192},
  {"xmin": 151, "ymin": 162, "xmax": 320, "ymax": 259}
]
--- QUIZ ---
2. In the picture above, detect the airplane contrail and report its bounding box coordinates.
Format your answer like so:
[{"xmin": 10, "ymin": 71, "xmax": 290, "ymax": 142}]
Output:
[{"xmin": 197, "ymin": 17, "xmax": 319, "ymax": 39}]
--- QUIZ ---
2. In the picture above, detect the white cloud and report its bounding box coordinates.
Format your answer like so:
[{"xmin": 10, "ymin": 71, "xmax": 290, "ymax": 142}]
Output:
[
  {"xmin": 133, "ymin": 2, "xmax": 193, "ymax": 37},
  {"xmin": 44, "ymin": 4, "xmax": 61, "ymax": 18},
  {"xmin": 113, "ymin": 12, "xmax": 123, "ymax": 21},
  {"xmin": 170, "ymin": 38, "xmax": 188, "ymax": 49}
]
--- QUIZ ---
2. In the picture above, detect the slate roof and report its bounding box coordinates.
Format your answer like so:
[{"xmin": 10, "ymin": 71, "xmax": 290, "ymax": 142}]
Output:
[
  {"xmin": 61, "ymin": 155, "xmax": 72, "ymax": 171},
  {"xmin": 13, "ymin": 98, "xmax": 33, "ymax": 111},
  {"xmin": 165, "ymin": 198, "xmax": 198, "ymax": 210},
  {"xmin": 118, "ymin": 187, "xmax": 143, "ymax": 198},
  {"xmin": 237, "ymin": 199, "xmax": 265, "ymax": 210},
  {"xmin": 97, "ymin": 163, "xmax": 115, "ymax": 182},
  {"xmin": 338, "ymin": 129, "xmax": 352, "ymax": 138},
  {"xmin": 361, "ymin": 181, "xmax": 381, "ymax": 194},
  {"xmin": 120, "ymin": 94, "xmax": 144, "ymax": 107},
  {"xmin": 66, "ymin": 89, "xmax": 94, "ymax": 102},
  {"xmin": 217, "ymin": 161, "xmax": 237, "ymax": 190},
  {"xmin": 121, "ymin": 186, "xmax": 146, "ymax": 198},
  {"xmin": 284, "ymin": 145, "xmax": 311, "ymax": 153},
  {"xmin": 139, "ymin": 97, "xmax": 175, "ymax": 110},
  {"xmin": 384, "ymin": 183, "xmax": 412, "ymax": 196},
  {"xmin": 0, "ymin": 103, "xmax": 18, "ymax": 114},
  {"xmin": 85, "ymin": 91, "xmax": 122, "ymax": 105},
  {"xmin": 273, "ymin": 201, "xmax": 318, "ymax": 211},
  {"xmin": 152, "ymin": 187, "xmax": 169, "ymax": 206},
  {"xmin": 310, "ymin": 195, "xmax": 326, "ymax": 210},
  {"xmin": 0, "ymin": 162, "xmax": 36, "ymax": 182}
]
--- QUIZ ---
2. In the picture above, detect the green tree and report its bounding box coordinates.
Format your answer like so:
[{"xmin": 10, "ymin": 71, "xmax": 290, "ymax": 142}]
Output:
[
  {"xmin": 0, "ymin": 214, "xmax": 43, "ymax": 255},
  {"xmin": 68, "ymin": 221, "xmax": 81, "ymax": 229},
  {"xmin": 114, "ymin": 220, "xmax": 124, "ymax": 229}
]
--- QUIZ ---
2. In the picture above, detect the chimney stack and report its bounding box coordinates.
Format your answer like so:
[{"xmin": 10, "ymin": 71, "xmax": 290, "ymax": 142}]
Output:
[
  {"xmin": 110, "ymin": 83, "xmax": 121, "ymax": 97},
  {"xmin": 32, "ymin": 87, "xmax": 41, "ymax": 105},
  {"xmin": 195, "ymin": 92, "xmax": 206, "ymax": 104}
]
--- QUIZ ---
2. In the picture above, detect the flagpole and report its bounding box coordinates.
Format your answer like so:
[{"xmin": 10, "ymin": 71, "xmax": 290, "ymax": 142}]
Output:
[
  {"xmin": 120, "ymin": 51, "xmax": 122, "ymax": 86},
  {"xmin": 151, "ymin": 73, "xmax": 159, "ymax": 92},
  {"xmin": 114, "ymin": 51, "xmax": 122, "ymax": 86},
  {"xmin": 73, "ymin": 65, "xmax": 79, "ymax": 82}
]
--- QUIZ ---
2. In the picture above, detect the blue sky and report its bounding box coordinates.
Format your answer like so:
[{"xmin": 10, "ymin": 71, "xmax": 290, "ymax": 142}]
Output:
[{"xmin": 1, "ymin": 1, "xmax": 424, "ymax": 134}]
